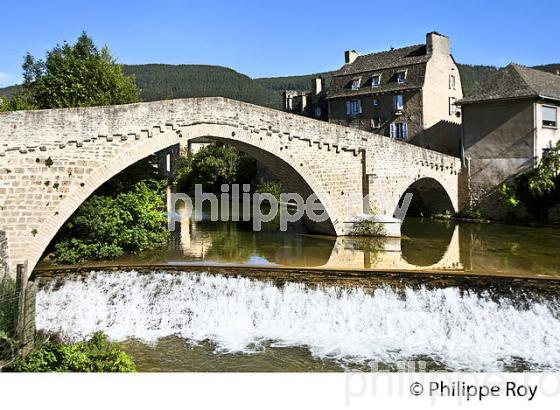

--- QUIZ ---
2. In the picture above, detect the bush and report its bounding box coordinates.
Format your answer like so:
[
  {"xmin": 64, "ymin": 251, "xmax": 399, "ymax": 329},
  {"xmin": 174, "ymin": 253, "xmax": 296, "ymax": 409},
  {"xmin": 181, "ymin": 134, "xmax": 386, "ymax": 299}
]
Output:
[
  {"xmin": 256, "ymin": 181, "xmax": 284, "ymax": 201},
  {"xmin": 455, "ymin": 208, "xmax": 483, "ymax": 220},
  {"xmin": 52, "ymin": 180, "xmax": 169, "ymax": 264},
  {"xmin": 7, "ymin": 332, "xmax": 135, "ymax": 372},
  {"xmin": 498, "ymin": 143, "xmax": 560, "ymax": 221},
  {"xmin": 175, "ymin": 143, "xmax": 256, "ymax": 192}
]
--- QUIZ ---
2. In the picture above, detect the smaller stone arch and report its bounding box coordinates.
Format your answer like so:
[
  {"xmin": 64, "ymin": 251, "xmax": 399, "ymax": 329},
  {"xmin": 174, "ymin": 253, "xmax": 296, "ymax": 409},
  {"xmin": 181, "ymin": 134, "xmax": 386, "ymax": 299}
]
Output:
[{"xmin": 397, "ymin": 177, "xmax": 456, "ymax": 218}]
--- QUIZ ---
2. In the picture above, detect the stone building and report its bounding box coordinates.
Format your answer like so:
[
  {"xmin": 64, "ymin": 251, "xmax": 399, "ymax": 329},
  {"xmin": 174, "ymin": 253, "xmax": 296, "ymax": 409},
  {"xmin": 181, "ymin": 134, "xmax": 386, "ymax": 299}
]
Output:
[
  {"xmin": 282, "ymin": 77, "xmax": 328, "ymax": 121},
  {"xmin": 327, "ymin": 32, "xmax": 463, "ymax": 156},
  {"xmin": 458, "ymin": 63, "xmax": 560, "ymax": 216}
]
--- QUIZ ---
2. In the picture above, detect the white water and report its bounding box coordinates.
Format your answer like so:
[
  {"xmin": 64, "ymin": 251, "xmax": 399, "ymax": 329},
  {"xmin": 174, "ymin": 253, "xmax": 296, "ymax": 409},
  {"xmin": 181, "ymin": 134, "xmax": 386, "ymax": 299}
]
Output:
[{"xmin": 36, "ymin": 270, "xmax": 560, "ymax": 371}]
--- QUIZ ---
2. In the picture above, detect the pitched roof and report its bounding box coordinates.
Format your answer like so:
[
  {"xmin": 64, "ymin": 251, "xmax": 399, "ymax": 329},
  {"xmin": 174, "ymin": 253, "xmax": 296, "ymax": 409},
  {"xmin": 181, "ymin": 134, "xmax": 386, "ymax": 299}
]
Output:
[
  {"xmin": 458, "ymin": 63, "xmax": 560, "ymax": 104},
  {"xmin": 334, "ymin": 44, "xmax": 430, "ymax": 77}
]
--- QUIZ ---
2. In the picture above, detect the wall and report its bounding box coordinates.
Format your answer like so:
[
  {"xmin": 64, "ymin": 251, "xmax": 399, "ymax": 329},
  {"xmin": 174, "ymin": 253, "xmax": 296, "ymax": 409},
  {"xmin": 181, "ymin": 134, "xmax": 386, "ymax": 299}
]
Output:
[
  {"xmin": 534, "ymin": 101, "xmax": 560, "ymax": 159},
  {"xmin": 462, "ymin": 99, "xmax": 535, "ymax": 217},
  {"xmin": 0, "ymin": 97, "xmax": 461, "ymax": 278},
  {"xmin": 422, "ymin": 41, "xmax": 463, "ymax": 129},
  {"xmin": 328, "ymin": 90, "xmax": 423, "ymax": 138},
  {"xmin": 0, "ymin": 230, "xmax": 8, "ymax": 279}
]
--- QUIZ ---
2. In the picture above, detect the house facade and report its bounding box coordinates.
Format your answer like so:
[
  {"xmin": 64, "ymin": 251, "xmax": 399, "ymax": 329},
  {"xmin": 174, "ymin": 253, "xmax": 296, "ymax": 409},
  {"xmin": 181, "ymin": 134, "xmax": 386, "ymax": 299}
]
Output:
[
  {"xmin": 326, "ymin": 32, "xmax": 463, "ymax": 154},
  {"xmin": 282, "ymin": 77, "xmax": 328, "ymax": 121},
  {"xmin": 458, "ymin": 63, "xmax": 560, "ymax": 216}
]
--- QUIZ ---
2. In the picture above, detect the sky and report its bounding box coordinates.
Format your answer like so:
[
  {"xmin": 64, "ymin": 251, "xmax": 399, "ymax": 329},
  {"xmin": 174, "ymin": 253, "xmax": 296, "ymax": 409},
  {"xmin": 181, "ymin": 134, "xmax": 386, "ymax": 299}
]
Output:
[{"xmin": 1, "ymin": 0, "xmax": 559, "ymax": 87}]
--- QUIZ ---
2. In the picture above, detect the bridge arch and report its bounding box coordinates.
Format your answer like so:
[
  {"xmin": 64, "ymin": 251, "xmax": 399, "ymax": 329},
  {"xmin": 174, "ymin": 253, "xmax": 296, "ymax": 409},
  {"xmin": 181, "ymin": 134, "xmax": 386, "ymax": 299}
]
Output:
[
  {"xmin": 395, "ymin": 176, "xmax": 456, "ymax": 218},
  {"xmin": 0, "ymin": 97, "xmax": 462, "ymax": 278}
]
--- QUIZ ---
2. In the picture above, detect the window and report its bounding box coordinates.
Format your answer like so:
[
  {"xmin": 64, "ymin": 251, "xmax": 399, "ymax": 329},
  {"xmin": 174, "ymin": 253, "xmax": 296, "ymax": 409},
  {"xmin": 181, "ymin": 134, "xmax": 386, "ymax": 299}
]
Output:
[
  {"xmin": 394, "ymin": 94, "xmax": 404, "ymax": 111},
  {"xmin": 371, "ymin": 75, "xmax": 381, "ymax": 87},
  {"xmin": 371, "ymin": 118, "xmax": 381, "ymax": 128},
  {"xmin": 373, "ymin": 97, "xmax": 379, "ymax": 106},
  {"xmin": 543, "ymin": 105, "xmax": 557, "ymax": 127},
  {"xmin": 315, "ymin": 107, "xmax": 322, "ymax": 118},
  {"xmin": 449, "ymin": 97, "xmax": 457, "ymax": 115},
  {"xmin": 390, "ymin": 122, "xmax": 408, "ymax": 140},
  {"xmin": 346, "ymin": 99, "xmax": 362, "ymax": 115},
  {"xmin": 449, "ymin": 74, "xmax": 456, "ymax": 90},
  {"xmin": 396, "ymin": 71, "xmax": 406, "ymax": 84},
  {"xmin": 351, "ymin": 79, "xmax": 360, "ymax": 90}
]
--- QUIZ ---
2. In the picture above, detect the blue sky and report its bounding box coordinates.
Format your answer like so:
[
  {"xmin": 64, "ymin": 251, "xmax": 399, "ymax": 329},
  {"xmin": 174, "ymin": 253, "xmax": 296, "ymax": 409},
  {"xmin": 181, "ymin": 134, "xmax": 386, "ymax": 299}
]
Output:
[{"xmin": 1, "ymin": 0, "xmax": 559, "ymax": 87}]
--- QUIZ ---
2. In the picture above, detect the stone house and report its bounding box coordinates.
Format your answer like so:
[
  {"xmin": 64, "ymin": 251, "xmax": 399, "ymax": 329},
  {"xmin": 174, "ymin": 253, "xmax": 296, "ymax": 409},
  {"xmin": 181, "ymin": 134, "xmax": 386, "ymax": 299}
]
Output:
[
  {"xmin": 282, "ymin": 77, "xmax": 328, "ymax": 121},
  {"xmin": 327, "ymin": 32, "xmax": 463, "ymax": 155},
  {"xmin": 457, "ymin": 63, "xmax": 560, "ymax": 216}
]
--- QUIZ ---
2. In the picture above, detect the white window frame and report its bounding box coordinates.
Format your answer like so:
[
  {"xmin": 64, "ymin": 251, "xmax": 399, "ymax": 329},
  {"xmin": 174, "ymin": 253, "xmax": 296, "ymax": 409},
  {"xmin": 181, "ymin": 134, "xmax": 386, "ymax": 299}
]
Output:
[
  {"xmin": 449, "ymin": 97, "xmax": 457, "ymax": 115},
  {"xmin": 346, "ymin": 99, "xmax": 362, "ymax": 116},
  {"xmin": 542, "ymin": 105, "xmax": 558, "ymax": 128},
  {"xmin": 351, "ymin": 79, "xmax": 361, "ymax": 90},
  {"xmin": 390, "ymin": 122, "xmax": 408, "ymax": 140},
  {"xmin": 396, "ymin": 71, "xmax": 407, "ymax": 84},
  {"xmin": 373, "ymin": 97, "xmax": 379, "ymax": 106},
  {"xmin": 449, "ymin": 74, "xmax": 456, "ymax": 90},
  {"xmin": 394, "ymin": 94, "xmax": 404, "ymax": 111},
  {"xmin": 371, "ymin": 118, "xmax": 381, "ymax": 129},
  {"xmin": 371, "ymin": 75, "xmax": 381, "ymax": 87}
]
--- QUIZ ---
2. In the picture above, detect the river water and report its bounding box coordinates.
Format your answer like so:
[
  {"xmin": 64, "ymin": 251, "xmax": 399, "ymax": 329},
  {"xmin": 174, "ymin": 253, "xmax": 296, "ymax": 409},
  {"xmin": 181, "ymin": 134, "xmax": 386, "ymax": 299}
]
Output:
[{"xmin": 34, "ymin": 216, "xmax": 560, "ymax": 371}]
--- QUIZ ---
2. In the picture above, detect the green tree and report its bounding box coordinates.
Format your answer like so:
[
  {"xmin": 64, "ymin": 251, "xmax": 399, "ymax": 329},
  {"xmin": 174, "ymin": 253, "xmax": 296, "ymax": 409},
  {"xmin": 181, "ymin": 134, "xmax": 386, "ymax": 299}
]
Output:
[
  {"xmin": 499, "ymin": 142, "xmax": 560, "ymax": 221},
  {"xmin": 177, "ymin": 143, "xmax": 257, "ymax": 192},
  {"xmin": 19, "ymin": 32, "xmax": 138, "ymax": 109},
  {"xmin": 52, "ymin": 179, "xmax": 169, "ymax": 264}
]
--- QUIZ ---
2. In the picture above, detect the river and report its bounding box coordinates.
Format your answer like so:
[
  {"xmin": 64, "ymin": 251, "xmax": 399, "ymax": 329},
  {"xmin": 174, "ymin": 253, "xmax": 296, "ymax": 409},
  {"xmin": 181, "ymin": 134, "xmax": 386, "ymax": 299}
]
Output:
[{"xmin": 34, "ymin": 214, "xmax": 560, "ymax": 371}]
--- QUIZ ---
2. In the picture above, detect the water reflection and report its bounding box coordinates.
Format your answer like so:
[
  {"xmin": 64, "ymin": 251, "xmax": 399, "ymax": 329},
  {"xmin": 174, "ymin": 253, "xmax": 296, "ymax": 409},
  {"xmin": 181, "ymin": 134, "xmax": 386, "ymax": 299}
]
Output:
[
  {"xmin": 39, "ymin": 202, "xmax": 560, "ymax": 278},
  {"xmin": 154, "ymin": 208, "xmax": 559, "ymax": 277}
]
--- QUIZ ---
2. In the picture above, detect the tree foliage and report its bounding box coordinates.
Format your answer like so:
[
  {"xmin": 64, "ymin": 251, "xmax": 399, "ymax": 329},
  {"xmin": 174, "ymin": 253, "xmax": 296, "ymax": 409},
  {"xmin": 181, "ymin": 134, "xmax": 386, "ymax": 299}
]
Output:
[
  {"xmin": 176, "ymin": 143, "xmax": 256, "ymax": 192},
  {"xmin": 7, "ymin": 332, "xmax": 135, "ymax": 372},
  {"xmin": 499, "ymin": 143, "xmax": 560, "ymax": 220},
  {"xmin": 52, "ymin": 179, "xmax": 169, "ymax": 264},
  {"xmin": 1, "ymin": 32, "xmax": 139, "ymax": 111}
]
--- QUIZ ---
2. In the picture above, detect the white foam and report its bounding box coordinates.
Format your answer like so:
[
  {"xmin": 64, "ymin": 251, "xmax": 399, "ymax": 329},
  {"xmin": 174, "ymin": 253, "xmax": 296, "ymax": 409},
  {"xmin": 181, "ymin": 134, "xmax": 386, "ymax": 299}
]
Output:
[{"xmin": 35, "ymin": 270, "xmax": 560, "ymax": 371}]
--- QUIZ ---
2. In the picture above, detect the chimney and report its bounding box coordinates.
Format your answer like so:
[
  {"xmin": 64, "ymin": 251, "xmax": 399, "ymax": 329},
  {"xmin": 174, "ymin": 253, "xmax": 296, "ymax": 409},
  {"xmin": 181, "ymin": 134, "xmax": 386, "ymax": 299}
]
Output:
[
  {"xmin": 313, "ymin": 77, "xmax": 324, "ymax": 95},
  {"xmin": 426, "ymin": 31, "xmax": 450, "ymax": 56},
  {"xmin": 344, "ymin": 50, "xmax": 359, "ymax": 64}
]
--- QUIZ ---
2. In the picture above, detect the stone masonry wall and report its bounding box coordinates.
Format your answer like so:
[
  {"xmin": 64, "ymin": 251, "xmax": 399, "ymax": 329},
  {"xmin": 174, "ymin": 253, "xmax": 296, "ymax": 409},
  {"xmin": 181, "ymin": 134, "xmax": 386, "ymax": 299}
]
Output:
[{"xmin": 0, "ymin": 97, "xmax": 461, "ymax": 278}]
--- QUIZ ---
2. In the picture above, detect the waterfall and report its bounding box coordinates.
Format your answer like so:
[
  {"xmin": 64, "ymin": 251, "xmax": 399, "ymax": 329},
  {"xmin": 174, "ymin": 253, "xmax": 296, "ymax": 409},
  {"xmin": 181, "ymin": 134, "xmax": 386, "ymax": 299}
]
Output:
[{"xmin": 36, "ymin": 270, "xmax": 560, "ymax": 371}]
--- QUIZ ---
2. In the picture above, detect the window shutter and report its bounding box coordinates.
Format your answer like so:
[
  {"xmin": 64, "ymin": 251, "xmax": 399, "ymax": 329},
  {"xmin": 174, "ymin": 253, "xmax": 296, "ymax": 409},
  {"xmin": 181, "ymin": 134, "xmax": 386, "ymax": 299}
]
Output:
[
  {"xmin": 543, "ymin": 106, "xmax": 557, "ymax": 123},
  {"xmin": 357, "ymin": 100, "xmax": 362, "ymax": 113},
  {"xmin": 346, "ymin": 101, "xmax": 351, "ymax": 115},
  {"xmin": 390, "ymin": 123, "xmax": 395, "ymax": 139},
  {"xmin": 403, "ymin": 123, "xmax": 408, "ymax": 140}
]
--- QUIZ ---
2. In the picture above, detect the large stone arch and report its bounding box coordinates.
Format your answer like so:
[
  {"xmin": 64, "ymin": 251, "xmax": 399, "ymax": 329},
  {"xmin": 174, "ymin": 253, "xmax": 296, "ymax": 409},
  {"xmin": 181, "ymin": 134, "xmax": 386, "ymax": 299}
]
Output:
[{"xmin": 0, "ymin": 97, "xmax": 463, "ymax": 278}]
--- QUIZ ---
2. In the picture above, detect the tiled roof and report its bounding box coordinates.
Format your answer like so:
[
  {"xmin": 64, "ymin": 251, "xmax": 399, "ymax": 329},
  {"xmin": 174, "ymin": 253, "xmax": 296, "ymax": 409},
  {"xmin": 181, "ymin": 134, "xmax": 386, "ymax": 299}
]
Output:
[
  {"xmin": 327, "ymin": 84, "xmax": 422, "ymax": 99},
  {"xmin": 329, "ymin": 57, "xmax": 427, "ymax": 98},
  {"xmin": 458, "ymin": 63, "xmax": 560, "ymax": 104},
  {"xmin": 334, "ymin": 44, "xmax": 429, "ymax": 77}
]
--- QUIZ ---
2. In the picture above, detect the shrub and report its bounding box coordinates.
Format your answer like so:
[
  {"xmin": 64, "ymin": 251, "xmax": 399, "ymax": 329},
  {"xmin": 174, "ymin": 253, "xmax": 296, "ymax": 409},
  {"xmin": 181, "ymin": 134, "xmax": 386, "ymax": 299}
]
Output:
[
  {"xmin": 7, "ymin": 332, "xmax": 135, "ymax": 372},
  {"xmin": 52, "ymin": 180, "xmax": 169, "ymax": 264}
]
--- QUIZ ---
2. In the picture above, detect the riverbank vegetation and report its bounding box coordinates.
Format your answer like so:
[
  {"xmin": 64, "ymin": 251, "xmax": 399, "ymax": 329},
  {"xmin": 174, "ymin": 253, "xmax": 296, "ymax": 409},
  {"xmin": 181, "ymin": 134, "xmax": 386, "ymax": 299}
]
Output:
[
  {"xmin": 49, "ymin": 158, "xmax": 169, "ymax": 265},
  {"xmin": 6, "ymin": 332, "xmax": 135, "ymax": 372},
  {"xmin": 175, "ymin": 143, "xmax": 257, "ymax": 193},
  {"xmin": 499, "ymin": 143, "xmax": 560, "ymax": 221}
]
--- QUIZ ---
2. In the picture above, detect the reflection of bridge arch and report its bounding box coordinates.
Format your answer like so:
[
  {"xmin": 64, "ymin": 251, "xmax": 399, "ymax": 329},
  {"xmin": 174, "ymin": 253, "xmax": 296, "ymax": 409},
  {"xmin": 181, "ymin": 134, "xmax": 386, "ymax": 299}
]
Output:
[
  {"xmin": 323, "ymin": 224, "xmax": 462, "ymax": 271},
  {"xmin": 0, "ymin": 97, "xmax": 462, "ymax": 278}
]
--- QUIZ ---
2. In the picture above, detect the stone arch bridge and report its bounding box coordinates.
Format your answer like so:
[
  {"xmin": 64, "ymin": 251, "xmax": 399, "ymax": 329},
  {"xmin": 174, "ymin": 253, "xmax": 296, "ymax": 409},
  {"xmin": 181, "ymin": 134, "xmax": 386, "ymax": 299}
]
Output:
[{"xmin": 0, "ymin": 97, "xmax": 462, "ymax": 278}]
